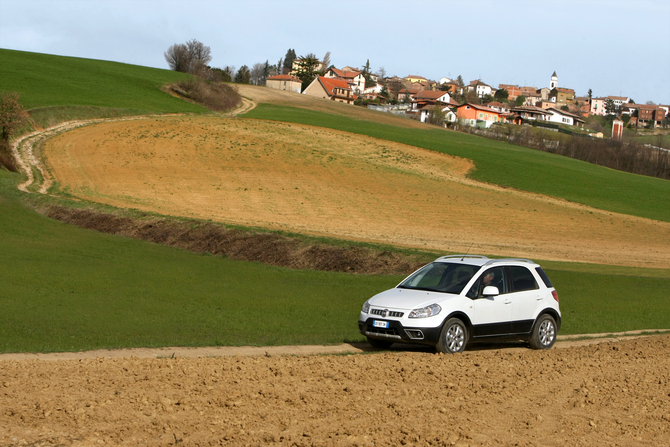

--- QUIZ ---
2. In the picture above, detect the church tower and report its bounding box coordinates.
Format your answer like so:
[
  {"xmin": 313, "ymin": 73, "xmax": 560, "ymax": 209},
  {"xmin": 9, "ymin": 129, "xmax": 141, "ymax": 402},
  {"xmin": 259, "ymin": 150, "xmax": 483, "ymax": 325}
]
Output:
[{"xmin": 550, "ymin": 71, "xmax": 558, "ymax": 89}]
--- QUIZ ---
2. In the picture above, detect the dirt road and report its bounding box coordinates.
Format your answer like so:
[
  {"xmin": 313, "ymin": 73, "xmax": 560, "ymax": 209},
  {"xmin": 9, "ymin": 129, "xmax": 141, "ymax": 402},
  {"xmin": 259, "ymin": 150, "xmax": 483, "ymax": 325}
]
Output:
[{"xmin": 1, "ymin": 335, "xmax": 669, "ymax": 446}]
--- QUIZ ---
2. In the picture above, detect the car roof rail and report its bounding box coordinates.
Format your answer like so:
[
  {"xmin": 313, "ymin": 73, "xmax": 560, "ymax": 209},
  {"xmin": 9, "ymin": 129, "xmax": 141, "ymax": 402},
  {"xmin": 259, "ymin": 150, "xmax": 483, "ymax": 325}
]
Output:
[
  {"xmin": 436, "ymin": 255, "xmax": 490, "ymax": 261},
  {"xmin": 483, "ymin": 258, "xmax": 536, "ymax": 267}
]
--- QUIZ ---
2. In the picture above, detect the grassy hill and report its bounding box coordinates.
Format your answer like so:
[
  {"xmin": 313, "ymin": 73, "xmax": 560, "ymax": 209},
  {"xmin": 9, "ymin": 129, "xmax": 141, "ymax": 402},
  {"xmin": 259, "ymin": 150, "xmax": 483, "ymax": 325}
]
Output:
[
  {"xmin": 0, "ymin": 50, "xmax": 668, "ymax": 353},
  {"xmin": 0, "ymin": 48, "xmax": 207, "ymax": 124}
]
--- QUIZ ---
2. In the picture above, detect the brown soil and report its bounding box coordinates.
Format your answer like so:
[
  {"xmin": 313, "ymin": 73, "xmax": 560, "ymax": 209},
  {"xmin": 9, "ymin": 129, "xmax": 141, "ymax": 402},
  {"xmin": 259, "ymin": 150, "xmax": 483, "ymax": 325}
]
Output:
[
  {"xmin": 41, "ymin": 116, "xmax": 670, "ymax": 268},
  {"xmin": 2, "ymin": 335, "xmax": 669, "ymax": 446}
]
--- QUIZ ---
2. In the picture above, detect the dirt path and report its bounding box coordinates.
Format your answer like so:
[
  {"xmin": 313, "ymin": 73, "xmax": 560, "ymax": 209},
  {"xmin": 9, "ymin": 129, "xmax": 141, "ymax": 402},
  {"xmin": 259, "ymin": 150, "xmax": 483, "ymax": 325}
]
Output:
[
  {"xmin": 1, "ymin": 334, "xmax": 669, "ymax": 446},
  {"xmin": 0, "ymin": 330, "xmax": 666, "ymax": 362},
  {"xmin": 12, "ymin": 97, "xmax": 256, "ymax": 194}
]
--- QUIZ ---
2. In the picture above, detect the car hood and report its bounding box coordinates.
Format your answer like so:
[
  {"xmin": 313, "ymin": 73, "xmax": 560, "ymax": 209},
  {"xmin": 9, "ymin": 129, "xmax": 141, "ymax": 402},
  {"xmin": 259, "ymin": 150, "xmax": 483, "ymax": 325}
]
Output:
[{"xmin": 368, "ymin": 288, "xmax": 457, "ymax": 310}]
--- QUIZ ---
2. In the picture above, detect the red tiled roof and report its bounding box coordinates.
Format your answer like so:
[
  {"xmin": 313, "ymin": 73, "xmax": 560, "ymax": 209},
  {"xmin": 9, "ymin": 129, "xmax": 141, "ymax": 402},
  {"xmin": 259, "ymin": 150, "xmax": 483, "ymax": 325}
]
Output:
[
  {"xmin": 330, "ymin": 68, "xmax": 361, "ymax": 79},
  {"xmin": 457, "ymin": 103, "xmax": 500, "ymax": 113},
  {"xmin": 416, "ymin": 90, "xmax": 449, "ymax": 99},
  {"xmin": 318, "ymin": 76, "xmax": 355, "ymax": 98},
  {"xmin": 267, "ymin": 75, "xmax": 300, "ymax": 82}
]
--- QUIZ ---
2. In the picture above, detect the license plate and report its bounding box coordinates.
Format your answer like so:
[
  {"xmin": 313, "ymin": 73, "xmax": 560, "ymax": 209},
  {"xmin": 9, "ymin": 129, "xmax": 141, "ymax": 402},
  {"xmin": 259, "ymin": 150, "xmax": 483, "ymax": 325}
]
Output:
[{"xmin": 373, "ymin": 320, "xmax": 389, "ymax": 329}]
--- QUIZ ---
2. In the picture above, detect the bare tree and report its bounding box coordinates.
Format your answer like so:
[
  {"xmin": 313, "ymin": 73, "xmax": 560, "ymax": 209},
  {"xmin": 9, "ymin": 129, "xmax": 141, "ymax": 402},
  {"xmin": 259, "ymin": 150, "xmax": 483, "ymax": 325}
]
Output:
[
  {"xmin": 319, "ymin": 51, "xmax": 331, "ymax": 75},
  {"xmin": 164, "ymin": 43, "xmax": 191, "ymax": 73},
  {"xmin": 165, "ymin": 39, "xmax": 212, "ymax": 75},
  {"xmin": 377, "ymin": 67, "xmax": 387, "ymax": 83},
  {"xmin": 250, "ymin": 63, "xmax": 265, "ymax": 85}
]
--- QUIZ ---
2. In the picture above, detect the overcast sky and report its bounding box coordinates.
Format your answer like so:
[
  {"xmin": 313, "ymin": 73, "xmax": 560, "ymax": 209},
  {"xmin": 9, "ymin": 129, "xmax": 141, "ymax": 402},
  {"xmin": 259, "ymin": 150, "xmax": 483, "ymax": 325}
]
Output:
[{"xmin": 2, "ymin": 0, "xmax": 669, "ymax": 104}]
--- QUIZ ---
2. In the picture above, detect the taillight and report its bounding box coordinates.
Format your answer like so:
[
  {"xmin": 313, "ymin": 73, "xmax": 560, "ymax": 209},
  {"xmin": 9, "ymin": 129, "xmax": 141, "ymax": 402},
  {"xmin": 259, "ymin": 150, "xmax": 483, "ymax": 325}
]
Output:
[{"xmin": 551, "ymin": 290, "xmax": 559, "ymax": 302}]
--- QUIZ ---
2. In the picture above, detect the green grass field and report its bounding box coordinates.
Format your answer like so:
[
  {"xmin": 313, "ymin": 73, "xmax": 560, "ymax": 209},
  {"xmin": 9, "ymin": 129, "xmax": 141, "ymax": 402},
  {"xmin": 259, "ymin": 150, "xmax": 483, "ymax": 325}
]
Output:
[
  {"xmin": 243, "ymin": 104, "xmax": 670, "ymax": 223},
  {"xmin": 0, "ymin": 50, "xmax": 669, "ymax": 353},
  {"xmin": 2, "ymin": 170, "xmax": 669, "ymax": 353},
  {"xmin": 0, "ymin": 48, "xmax": 207, "ymax": 117}
]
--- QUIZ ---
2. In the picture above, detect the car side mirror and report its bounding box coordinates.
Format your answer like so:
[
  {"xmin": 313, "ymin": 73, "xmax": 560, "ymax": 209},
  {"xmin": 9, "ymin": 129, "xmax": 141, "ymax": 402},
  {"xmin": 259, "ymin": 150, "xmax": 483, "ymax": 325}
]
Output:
[{"xmin": 482, "ymin": 286, "xmax": 499, "ymax": 297}]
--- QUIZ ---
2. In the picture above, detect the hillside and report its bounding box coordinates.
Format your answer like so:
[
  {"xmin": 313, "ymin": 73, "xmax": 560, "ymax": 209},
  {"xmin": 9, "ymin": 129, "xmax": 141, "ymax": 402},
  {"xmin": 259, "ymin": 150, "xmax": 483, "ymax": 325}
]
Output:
[
  {"xmin": 0, "ymin": 48, "xmax": 207, "ymax": 121},
  {"xmin": 1, "ymin": 50, "xmax": 669, "ymax": 355}
]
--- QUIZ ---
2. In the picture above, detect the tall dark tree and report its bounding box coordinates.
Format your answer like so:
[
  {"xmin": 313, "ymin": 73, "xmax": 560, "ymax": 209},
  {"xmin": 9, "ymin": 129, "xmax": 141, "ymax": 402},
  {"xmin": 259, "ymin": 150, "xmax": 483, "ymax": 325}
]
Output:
[
  {"xmin": 456, "ymin": 75, "xmax": 464, "ymax": 86},
  {"xmin": 361, "ymin": 59, "xmax": 375, "ymax": 89},
  {"xmin": 292, "ymin": 54, "xmax": 320, "ymax": 90},
  {"xmin": 282, "ymin": 49, "xmax": 296, "ymax": 74},
  {"xmin": 494, "ymin": 88, "xmax": 509, "ymax": 102},
  {"xmin": 234, "ymin": 65, "xmax": 251, "ymax": 84}
]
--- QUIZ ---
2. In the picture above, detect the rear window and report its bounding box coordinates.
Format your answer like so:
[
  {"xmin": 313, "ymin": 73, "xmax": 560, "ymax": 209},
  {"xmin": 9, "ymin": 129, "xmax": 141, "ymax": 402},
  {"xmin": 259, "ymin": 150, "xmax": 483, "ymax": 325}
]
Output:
[
  {"xmin": 509, "ymin": 266, "xmax": 539, "ymax": 292},
  {"xmin": 535, "ymin": 267, "xmax": 554, "ymax": 288}
]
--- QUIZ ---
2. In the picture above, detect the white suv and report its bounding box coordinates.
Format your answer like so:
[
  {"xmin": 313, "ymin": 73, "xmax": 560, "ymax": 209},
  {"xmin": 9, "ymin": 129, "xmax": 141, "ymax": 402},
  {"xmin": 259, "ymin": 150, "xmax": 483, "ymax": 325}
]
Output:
[{"xmin": 358, "ymin": 255, "xmax": 561, "ymax": 353}]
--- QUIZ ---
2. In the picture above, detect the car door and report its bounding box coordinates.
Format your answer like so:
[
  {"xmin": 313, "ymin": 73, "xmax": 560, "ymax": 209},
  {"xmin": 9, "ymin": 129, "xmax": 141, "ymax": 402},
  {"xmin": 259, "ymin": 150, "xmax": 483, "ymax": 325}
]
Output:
[
  {"xmin": 468, "ymin": 267, "xmax": 512, "ymax": 337},
  {"xmin": 507, "ymin": 266, "xmax": 542, "ymax": 334}
]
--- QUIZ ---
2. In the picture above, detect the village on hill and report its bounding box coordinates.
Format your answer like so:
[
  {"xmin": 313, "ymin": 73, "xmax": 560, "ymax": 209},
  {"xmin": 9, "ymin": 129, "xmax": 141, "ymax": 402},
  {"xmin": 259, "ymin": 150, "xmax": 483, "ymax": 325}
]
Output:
[{"xmin": 256, "ymin": 52, "xmax": 669, "ymax": 139}]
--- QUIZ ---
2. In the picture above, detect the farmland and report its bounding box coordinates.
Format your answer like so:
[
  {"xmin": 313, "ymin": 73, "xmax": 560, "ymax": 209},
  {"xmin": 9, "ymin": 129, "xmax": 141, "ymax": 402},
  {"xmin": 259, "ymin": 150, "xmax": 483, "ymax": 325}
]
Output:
[{"xmin": 2, "ymin": 49, "xmax": 670, "ymax": 447}]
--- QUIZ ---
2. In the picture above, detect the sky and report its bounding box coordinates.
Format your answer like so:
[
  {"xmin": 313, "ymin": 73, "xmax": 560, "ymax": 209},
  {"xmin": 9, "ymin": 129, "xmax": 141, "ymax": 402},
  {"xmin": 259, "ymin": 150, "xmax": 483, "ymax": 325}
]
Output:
[{"xmin": 1, "ymin": 0, "xmax": 669, "ymax": 104}]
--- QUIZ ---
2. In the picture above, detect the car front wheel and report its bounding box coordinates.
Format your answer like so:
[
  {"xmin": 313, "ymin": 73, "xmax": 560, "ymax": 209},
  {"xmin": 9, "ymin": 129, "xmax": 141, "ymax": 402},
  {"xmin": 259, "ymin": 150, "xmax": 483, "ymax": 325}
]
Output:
[
  {"xmin": 529, "ymin": 314, "xmax": 557, "ymax": 350},
  {"xmin": 436, "ymin": 318, "xmax": 468, "ymax": 354}
]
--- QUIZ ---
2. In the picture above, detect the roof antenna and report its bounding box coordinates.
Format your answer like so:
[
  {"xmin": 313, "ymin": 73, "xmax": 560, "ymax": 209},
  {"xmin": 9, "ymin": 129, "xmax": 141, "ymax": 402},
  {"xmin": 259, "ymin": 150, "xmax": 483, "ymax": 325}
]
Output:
[{"xmin": 461, "ymin": 242, "xmax": 474, "ymax": 261}]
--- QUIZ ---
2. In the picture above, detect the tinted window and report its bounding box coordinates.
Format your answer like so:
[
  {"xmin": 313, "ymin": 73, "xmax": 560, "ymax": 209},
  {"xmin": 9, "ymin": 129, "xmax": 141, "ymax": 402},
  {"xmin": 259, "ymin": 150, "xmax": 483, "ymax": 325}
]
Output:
[
  {"xmin": 399, "ymin": 262, "xmax": 478, "ymax": 294},
  {"xmin": 535, "ymin": 267, "xmax": 553, "ymax": 288},
  {"xmin": 509, "ymin": 266, "xmax": 539, "ymax": 292}
]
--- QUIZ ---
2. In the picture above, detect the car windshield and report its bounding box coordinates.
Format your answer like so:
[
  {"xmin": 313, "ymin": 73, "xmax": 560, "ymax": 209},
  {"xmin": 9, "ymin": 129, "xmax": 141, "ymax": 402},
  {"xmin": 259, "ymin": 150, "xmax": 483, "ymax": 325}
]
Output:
[{"xmin": 398, "ymin": 262, "xmax": 479, "ymax": 294}]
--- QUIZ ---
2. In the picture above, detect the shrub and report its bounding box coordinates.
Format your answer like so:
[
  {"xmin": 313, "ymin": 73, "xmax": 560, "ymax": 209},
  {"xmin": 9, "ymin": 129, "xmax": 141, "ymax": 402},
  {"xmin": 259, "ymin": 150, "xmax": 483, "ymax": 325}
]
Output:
[{"xmin": 171, "ymin": 77, "xmax": 242, "ymax": 112}]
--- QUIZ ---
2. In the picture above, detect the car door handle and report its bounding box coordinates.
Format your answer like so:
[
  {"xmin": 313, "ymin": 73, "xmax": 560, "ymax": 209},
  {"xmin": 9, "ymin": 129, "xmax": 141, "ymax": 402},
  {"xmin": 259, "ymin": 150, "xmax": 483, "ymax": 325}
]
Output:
[
  {"xmin": 504, "ymin": 299, "xmax": 512, "ymax": 305},
  {"xmin": 535, "ymin": 296, "xmax": 543, "ymax": 301}
]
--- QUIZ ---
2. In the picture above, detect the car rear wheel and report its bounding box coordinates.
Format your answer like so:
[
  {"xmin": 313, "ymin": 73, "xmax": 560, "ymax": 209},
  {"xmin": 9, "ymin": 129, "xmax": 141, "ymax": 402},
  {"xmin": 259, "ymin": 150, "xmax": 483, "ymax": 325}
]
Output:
[
  {"xmin": 529, "ymin": 314, "xmax": 557, "ymax": 350},
  {"xmin": 436, "ymin": 318, "xmax": 467, "ymax": 354},
  {"xmin": 366, "ymin": 337, "xmax": 394, "ymax": 350}
]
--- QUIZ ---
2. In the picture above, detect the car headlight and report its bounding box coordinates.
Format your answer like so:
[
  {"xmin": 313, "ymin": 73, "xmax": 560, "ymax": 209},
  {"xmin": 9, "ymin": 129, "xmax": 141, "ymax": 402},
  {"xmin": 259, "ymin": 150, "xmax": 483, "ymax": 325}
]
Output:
[
  {"xmin": 361, "ymin": 300, "xmax": 370, "ymax": 314},
  {"xmin": 408, "ymin": 304, "xmax": 442, "ymax": 318}
]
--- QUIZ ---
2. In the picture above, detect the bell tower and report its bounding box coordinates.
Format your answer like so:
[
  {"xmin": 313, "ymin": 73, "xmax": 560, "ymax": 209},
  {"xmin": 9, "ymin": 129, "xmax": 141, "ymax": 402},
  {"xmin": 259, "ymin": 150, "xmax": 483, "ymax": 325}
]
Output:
[{"xmin": 550, "ymin": 71, "xmax": 558, "ymax": 89}]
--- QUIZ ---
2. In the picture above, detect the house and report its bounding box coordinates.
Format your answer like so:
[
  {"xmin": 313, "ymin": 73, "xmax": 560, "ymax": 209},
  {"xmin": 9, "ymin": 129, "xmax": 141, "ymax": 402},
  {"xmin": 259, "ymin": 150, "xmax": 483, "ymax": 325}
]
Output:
[
  {"xmin": 413, "ymin": 90, "xmax": 452, "ymax": 105},
  {"xmin": 265, "ymin": 74, "xmax": 302, "ymax": 94},
  {"xmin": 546, "ymin": 108, "xmax": 585, "ymax": 127},
  {"xmin": 607, "ymin": 96, "xmax": 630, "ymax": 108},
  {"xmin": 302, "ymin": 76, "xmax": 356, "ymax": 104},
  {"xmin": 405, "ymin": 75, "xmax": 429, "ymax": 84},
  {"xmin": 509, "ymin": 106, "xmax": 551, "ymax": 124},
  {"xmin": 549, "ymin": 88, "xmax": 575, "ymax": 104},
  {"xmin": 523, "ymin": 90, "xmax": 542, "ymax": 107},
  {"xmin": 499, "ymin": 84, "xmax": 522, "ymax": 101},
  {"xmin": 291, "ymin": 57, "xmax": 325, "ymax": 75},
  {"xmin": 485, "ymin": 101, "xmax": 509, "ymax": 114},
  {"xmin": 442, "ymin": 81, "xmax": 464, "ymax": 95},
  {"xmin": 590, "ymin": 97, "xmax": 606, "ymax": 116},
  {"xmin": 636, "ymin": 105, "xmax": 666, "ymax": 128},
  {"xmin": 456, "ymin": 103, "xmax": 502, "ymax": 128},
  {"xmin": 325, "ymin": 68, "xmax": 367, "ymax": 95},
  {"xmin": 467, "ymin": 80, "xmax": 493, "ymax": 98}
]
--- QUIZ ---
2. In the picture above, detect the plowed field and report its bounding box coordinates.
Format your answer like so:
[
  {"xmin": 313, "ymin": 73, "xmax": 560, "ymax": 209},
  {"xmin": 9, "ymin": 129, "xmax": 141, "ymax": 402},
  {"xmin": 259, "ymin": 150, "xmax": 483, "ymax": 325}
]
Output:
[
  {"xmin": 43, "ymin": 116, "xmax": 670, "ymax": 268},
  {"xmin": 2, "ymin": 335, "xmax": 669, "ymax": 446}
]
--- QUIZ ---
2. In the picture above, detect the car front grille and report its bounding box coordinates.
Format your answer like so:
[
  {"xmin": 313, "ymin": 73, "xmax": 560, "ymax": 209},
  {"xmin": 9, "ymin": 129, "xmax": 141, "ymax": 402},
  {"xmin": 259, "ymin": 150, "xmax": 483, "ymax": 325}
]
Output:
[
  {"xmin": 370, "ymin": 309, "xmax": 404, "ymax": 318},
  {"xmin": 365, "ymin": 326, "xmax": 401, "ymax": 338}
]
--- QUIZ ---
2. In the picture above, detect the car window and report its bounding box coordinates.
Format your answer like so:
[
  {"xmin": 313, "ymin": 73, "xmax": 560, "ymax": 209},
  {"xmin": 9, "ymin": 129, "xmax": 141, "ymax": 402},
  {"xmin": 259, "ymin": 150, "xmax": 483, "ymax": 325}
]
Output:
[
  {"xmin": 535, "ymin": 267, "xmax": 553, "ymax": 288},
  {"xmin": 399, "ymin": 262, "xmax": 478, "ymax": 294},
  {"xmin": 466, "ymin": 266, "xmax": 507, "ymax": 298},
  {"xmin": 509, "ymin": 266, "xmax": 539, "ymax": 292}
]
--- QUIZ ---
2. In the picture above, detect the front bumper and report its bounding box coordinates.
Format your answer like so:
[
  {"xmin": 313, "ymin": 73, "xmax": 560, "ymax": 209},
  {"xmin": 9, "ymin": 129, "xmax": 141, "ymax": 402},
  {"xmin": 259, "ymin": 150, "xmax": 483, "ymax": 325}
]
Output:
[{"xmin": 358, "ymin": 317, "xmax": 442, "ymax": 346}]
